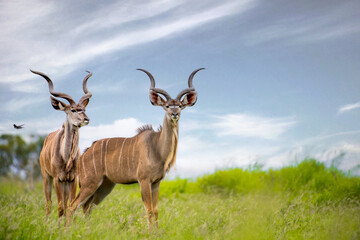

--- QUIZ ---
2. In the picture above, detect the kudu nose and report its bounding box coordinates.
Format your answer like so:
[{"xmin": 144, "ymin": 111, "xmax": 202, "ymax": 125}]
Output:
[
  {"xmin": 171, "ymin": 113, "xmax": 179, "ymax": 120},
  {"xmin": 84, "ymin": 117, "xmax": 90, "ymax": 123}
]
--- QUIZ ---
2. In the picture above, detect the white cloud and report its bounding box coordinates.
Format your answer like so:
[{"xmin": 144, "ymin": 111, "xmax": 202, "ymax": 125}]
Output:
[
  {"xmin": 175, "ymin": 138, "xmax": 283, "ymax": 177},
  {"xmin": 212, "ymin": 113, "xmax": 296, "ymax": 139},
  {"xmin": 338, "ymin": 101, "xmax": 360, "ymax": 113},
  {"xmin": 42, "ymin": 1, "xmax": 253, "ymax": 69},
  {"xmin": 243, "ymin": 4, "xmax": 360, "ymax": 46},
  {"xmin": 71, "ymin": 0, "xmax": 183, "ymax": 36},
  {"xmin": 0, "ymin": 0, "xmax": 255, "ymax": 87}
]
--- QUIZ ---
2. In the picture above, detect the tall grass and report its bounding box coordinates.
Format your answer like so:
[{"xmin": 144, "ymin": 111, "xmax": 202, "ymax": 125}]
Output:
[
  {"xmin": 162, "ymin": 159, "xmax": 360, "ymax": 203},
  {"xmin": 1, "ymin": 159, "xmax": 359, "ymax": 239}
]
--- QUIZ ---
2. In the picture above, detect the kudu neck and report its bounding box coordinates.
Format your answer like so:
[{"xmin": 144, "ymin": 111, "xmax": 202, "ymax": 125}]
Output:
[
  {"xmin": 156, "ymin": 113, "xmax": 179, "ymax": 170},
  {"xmin": 61, "ymin": 118, "xmax": 79, "ymax": 162},
  {"xmin": 160, "ymin": 113, "xmax": 179, "ymax": 142},
  {"xmin": 63, "ymin": 119, "xmax": 79, "ymax": 137}
]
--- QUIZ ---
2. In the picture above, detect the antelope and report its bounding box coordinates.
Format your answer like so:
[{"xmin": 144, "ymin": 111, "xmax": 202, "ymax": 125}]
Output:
[
  {"xmin": 70, "ymin": 68, "xmax": 204, "ymax": 228},
  {"xmin": 30, "ymin": 69, "xmax": 92, "ymax": 219}
]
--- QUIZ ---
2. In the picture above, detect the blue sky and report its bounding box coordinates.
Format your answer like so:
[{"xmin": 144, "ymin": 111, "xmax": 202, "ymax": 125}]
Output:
[{"xmin": 1, "ymin": 0, "xmax": 360, "ymax": 177}]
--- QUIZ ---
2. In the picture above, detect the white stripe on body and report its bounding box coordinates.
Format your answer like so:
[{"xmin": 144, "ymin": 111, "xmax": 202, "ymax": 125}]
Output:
[
  {"xmin": 118, "ymin": 138, "xmax": 127, "ymax": 173},
  {"xmin": 131, "ymin": 136, "xmax": 137, "ymax": 169},
  {"xmin": 82, "ymin": 155, "xmax": 87, "ymax": 178},
  {"xmin": 111, "ymin": 139, "xmax": 119, "ymax": 173},
  {"xmin": 100, "ymin": 140, "xmax": 104, "ymax": 171},
  {"xmin": 127, "ymin": 138, "xmax": 133, "ymax": 172},
  {"xmin": 92, "ymin": 141, "xmax": 98, "ymax": 176},
  {"xmin": 104, "ymin": 138, "xmax": 110, "ymax": 175}
]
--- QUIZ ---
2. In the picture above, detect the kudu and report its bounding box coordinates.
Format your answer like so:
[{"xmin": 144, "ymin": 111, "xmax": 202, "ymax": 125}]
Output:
[
  {"xmin": 31, "ymin": 69, "xmax": 92, "ymax": 218},
  {"xmin": 70, "ymin": 68, "xmax": 204, "ymax": 227}
]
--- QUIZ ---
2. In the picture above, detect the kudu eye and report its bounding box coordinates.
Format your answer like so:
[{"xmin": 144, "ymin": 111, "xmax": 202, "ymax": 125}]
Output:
[
  {"xmin": 71, "ymin": 109, "xmax": 76, "ymax": 113},
  {"xmin": 165, "ymin": 106, "xmax": 169, "ymax": 108}
]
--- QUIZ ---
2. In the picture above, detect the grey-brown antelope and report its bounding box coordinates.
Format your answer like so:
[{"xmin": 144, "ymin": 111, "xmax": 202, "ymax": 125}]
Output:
[
  {"xmin": 30, "ymin": 70, "xmax": 92, "ymax": 219},
  {"xmin": 70, "ymin": 68, "xmax": 204, "ymax": 228}
]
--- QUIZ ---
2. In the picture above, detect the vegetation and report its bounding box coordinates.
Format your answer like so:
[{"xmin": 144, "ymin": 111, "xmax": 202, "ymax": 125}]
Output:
[
  {"xmin": 0, "ymin": 159, "xmax": 359, "ymax": 239},
  {"xmin": 0, "ymin": 134, "xmax": 45, "ymax": 182}
]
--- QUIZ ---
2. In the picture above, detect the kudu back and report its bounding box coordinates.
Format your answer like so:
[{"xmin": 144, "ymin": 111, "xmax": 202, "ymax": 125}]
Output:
[
  {"xmin": 70, "ymin": 68, "xmax": 204, "ymax": 228},
  {"xmin": 31, "ymin": 70, "xmax": 92, "ymax": 218}
]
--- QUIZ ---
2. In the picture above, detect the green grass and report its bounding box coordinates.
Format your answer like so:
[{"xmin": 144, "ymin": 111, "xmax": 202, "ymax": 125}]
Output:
[{"xmin": 1, "ymin": 159, "xmax": 360, "ymax": 239}]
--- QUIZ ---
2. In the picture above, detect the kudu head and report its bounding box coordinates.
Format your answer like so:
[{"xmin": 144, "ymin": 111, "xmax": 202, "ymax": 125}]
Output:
[
  {"xmin": 30, "ymin": 70, "xmax": 92, "ymax": 128},
  {"xmin": 137, "ymin": 68, "xmax": 204, "ymax": 123}
]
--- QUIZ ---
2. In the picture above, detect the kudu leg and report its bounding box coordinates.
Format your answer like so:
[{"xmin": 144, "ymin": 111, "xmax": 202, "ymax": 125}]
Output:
[
  {"xmin": 82, "ymin": 195, "xmax": 95, "ymax": 215},
  {"xmin": 69, "ymin": 178, "xmax": 77, "ymax": 204},
  {"xmin": 70, "ymin": 180, "xmax": 102, "ymax": 215},
  {"xmin": 65, "ymin": 180, "xmax": 77, "ymax": 224},
  {"xmin": 140, "ymin": 180, "xmax": 153, "ymax": 228},
  {"xmin": 54, "ymin": 179, "xmax": 65, "ymax": 218},
  {"xmin": 43, "ymin": 174, "xmax": 53, "ymax": 217},
  {"xmin": 151, "ymin": 182, "xmax": 160, "ymax": 228},
  {"xmin": 63, "ymin": 182, "xmax": 71, "ymax": 219},
  {"xmin": 82, "ymin": 177, "xmax": 115, "ymax": 215}
]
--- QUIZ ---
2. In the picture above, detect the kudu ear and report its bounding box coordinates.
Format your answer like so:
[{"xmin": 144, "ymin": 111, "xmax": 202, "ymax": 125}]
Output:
[
  {"xmin": 149, "ymin": 91, "xmax": 166, "ymax": 106},
  {"xmin": 79, "ymin": 98, "xmax": 90, "ymax": 108},
  {"xmin": 181, "ymin": 91, "xmax": 197, "ymax": 107},
  {"xmin": 50, "ymin": 96, "xmax": 68, "ymax": 111}
]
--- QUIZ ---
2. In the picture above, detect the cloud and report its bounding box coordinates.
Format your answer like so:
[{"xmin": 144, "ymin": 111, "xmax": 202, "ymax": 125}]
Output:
[
  {"xmin": 243, "ymin": 3, "xmax": 360, "ymax": 46},
  {"xmin": 246, "ymin": 22, "xmax": 360, "ymax": 46},
  {"xmin": 38, "ymin": 1, "xmax": 253, "ymax": 69},
  {"xmin": 71, "ymin": 0, "xmax": 184, "ymax": 36},
  {"xmin": 338, "ymin": 101, "xmax": 360, "ymax": 113},
  {"xmin": 0, "ymin": 0, "xmax": 255, "ymax": 87},
  {"xmin": 212, "ymin": 113, "xmax": 296, "ymax": 139},
  {"xmin": 299, "ymin": 130, "xmax": 360, "ymax": 145},
  {"xmin": 175, "ymin": 137, "xmax": 284, "ymax": 177}
]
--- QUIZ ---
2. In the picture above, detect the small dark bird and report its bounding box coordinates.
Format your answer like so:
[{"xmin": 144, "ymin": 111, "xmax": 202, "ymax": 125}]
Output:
[{"xmin": 13, "ymin": 124, "xmax": 24, "ymax": 129}]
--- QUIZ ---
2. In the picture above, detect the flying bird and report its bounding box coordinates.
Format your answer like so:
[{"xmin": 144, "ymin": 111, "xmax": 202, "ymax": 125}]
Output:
[{"xmin": 13, "ymin": 124, "xmax": 24, "ymax": 129}]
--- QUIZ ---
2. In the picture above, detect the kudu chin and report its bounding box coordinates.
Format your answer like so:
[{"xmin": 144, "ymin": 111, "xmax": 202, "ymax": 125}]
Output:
[
  {"xmin": 31, "ymin": 69, "xmax": 92, "ymax": 219},
  {"xmin": 70, "ymin": 68, "xmax": 204, "ymax": 228}
]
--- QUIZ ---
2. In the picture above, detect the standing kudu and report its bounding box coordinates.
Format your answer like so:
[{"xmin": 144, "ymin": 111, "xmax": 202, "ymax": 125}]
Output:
[
  {"xmin": 31, "ymin": 70, "xmax": 92, "ymax": 219},
  {"xmin": 70, "ymin": 68, "xmax": 204, "ymax": 228}
]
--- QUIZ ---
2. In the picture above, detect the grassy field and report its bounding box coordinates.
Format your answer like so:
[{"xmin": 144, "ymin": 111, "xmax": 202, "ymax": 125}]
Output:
[{"xmin": 1, "ymin": 159, "xmax": 360, "ymax": 239}]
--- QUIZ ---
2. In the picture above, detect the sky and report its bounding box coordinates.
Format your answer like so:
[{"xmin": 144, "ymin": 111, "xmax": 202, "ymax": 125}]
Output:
[{"xmin": 1, "ymin": 0, "xmax": 360, "ymax": 177}]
